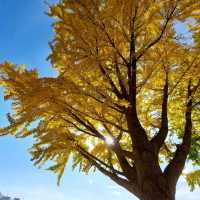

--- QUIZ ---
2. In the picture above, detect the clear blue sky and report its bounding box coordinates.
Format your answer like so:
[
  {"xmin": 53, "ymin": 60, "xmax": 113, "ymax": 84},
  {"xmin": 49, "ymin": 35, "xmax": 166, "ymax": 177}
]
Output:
[{"xmin": 0, "ymin": 1, "xmax": 199, "ymax": 200}]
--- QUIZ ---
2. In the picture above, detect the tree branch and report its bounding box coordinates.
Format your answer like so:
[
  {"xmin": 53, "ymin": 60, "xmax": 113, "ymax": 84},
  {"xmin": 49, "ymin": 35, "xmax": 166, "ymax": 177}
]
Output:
[
  {"xmin": 164, "ymin": 80, "xmax": 193, "ymax": 186},
  {"xmin": 114, "ymin": 54, "xmax": 128, "ymax": 99},
  {"xmin": 77, "ymin": 145, "xmax": 140, "ymax": 198},
  {"xmin": 101, "ymin": 22, "xmax": 129, "ymax": 66},
  {"xmin": 136, "ymin": 3, "xmax": 177, "ymax": 60},
  {"xmin": 151, "ymin": 72, "xmax": 169, "ymax": 151},
  {"xmin": 101, "ymin": 122, "xmax": 136, "ymax": 179},
  {"xmin": 126, "ymin": 4, "xmax": 149, "ymax": 149},
  {"xmin": 98, "ymin": 63, "xmax": 124, "ymax": 99}
]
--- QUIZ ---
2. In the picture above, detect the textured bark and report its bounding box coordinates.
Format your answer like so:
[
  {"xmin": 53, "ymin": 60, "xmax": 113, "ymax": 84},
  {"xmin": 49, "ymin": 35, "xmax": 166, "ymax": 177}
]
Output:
[
  {"xmin": 127, "ymin": 175, "xmax": 176, "ymax": 200},
  {"xmin": 139, "ymin": 189, "xmax": 175, "ymax": 200}
]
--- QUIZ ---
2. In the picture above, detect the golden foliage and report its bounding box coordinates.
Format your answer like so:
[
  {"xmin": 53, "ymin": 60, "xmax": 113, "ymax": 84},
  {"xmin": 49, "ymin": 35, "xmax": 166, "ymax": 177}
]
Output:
[{"xmin": 0, "ymin": 0, "xmax": 200, "ymax": 188}]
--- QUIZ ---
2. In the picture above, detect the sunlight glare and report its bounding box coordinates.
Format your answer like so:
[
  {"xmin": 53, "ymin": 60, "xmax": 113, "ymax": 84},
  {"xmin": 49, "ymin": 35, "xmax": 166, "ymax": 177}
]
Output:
[{"xmin": 105, "ymin": 136, "xmax": 114, "ymax": 145}]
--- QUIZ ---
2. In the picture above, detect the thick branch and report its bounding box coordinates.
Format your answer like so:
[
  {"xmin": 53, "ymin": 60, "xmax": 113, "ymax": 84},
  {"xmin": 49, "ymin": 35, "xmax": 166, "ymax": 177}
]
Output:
[
  {"xmin": 97, "ymin": 123, "xmax": 137, "ymax": 181},
  {"xmin": 129, "ymin": 6, "xmax": 137, "ymax": 109},
  {"xmin": 151, "ymin": 72, "xmax": 169, "ymax": 151},
  {"xmin": 164, "ymin": 80, "xmax": 193, "ymax": 186},
  {"xmin": 102, "ymin": 122, "xmax": 136, "ymax": 178},
  {"xmin": 126, "ymin": 9, "xmax": 149, "ymax": 148},
  {"xmin": 113, "ymin": 142, "xmax": 137, "ymax": 179}
]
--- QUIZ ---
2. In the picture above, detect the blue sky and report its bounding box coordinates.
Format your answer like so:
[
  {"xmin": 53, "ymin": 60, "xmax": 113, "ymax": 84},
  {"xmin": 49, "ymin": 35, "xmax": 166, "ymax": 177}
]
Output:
[{"xmin": 0, "ymin": 1, "xmax": 199, "ymax": 200}]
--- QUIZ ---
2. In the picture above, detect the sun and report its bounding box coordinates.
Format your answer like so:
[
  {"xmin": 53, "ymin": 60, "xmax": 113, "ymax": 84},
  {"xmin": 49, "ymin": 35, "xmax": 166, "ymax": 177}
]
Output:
[{"xmin": 105, "ymin": 136, "xmax": 114, "ymax": 145}]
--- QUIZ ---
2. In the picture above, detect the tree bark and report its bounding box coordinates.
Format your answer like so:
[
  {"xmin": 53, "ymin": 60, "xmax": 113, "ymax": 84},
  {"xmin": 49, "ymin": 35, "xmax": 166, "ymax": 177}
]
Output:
[
  {"xmin": 139, "ymin": 181, "xmax": 175, "ymax": 200},
  {"xmin": 128, "ymin": 177, "xmax": 176, "ymax": 200}
]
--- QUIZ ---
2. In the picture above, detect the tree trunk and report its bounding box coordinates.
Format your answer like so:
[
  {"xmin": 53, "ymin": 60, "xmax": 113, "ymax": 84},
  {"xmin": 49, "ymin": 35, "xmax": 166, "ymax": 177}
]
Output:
[
  {"xmin": 132, "ymin": 178, "xmax": 176, "ymax": 200},
  {"xmin": 139, "ymin": 187, "xmax": 175, "ymax": 200}
]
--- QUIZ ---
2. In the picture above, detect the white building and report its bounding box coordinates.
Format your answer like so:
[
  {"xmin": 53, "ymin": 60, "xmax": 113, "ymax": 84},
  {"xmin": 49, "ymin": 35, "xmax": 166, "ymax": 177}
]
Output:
[{"xmin": 0, "ymin": 193, "xmax": 20, "ymax": 200}]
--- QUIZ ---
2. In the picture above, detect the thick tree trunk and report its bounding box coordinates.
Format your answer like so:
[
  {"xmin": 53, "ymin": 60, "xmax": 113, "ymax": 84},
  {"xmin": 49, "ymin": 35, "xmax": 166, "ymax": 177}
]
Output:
[
  {"xmin": 123, "ymin": 168, "xmax": 177, "ymax": 200},
  {"xmin": 139, "ymin": 186, "xmax": 175, "ymax": 200},
  {"xmin": 128, "ymin": 178, "xmax": 176, "ymax": 200},
  {"xmin": 139, "ymin": 193, "xmax": 175, "ymax": 200}
]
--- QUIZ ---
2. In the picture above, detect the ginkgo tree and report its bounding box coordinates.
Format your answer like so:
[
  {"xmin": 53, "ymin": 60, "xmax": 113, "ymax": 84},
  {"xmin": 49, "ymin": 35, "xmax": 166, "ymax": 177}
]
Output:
[{"xmin": 0, "ymin": 0, "xmax": 200, "ymax": 200}]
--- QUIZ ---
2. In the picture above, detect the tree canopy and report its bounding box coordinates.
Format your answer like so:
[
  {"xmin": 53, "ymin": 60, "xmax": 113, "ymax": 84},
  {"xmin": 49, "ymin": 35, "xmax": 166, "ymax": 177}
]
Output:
[{"xmin": 0, "ymin": 0, "xmax": 200, "ymax": 199}]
